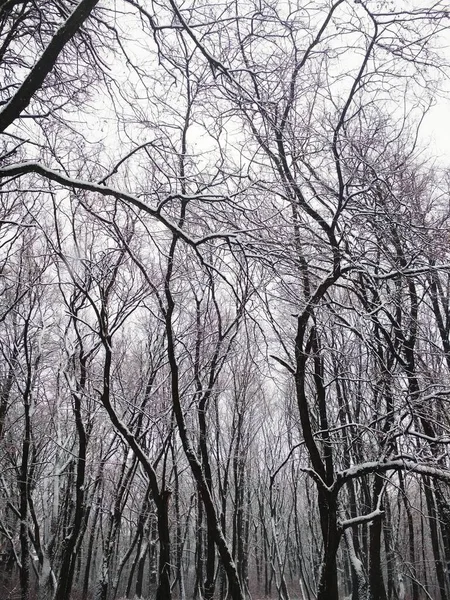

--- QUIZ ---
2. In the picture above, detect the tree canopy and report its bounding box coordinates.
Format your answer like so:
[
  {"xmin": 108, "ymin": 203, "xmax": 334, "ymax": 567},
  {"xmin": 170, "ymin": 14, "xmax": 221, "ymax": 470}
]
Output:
[{"xmin": 1, "ymin": 2, "xmax": 450, "ymax": 600}]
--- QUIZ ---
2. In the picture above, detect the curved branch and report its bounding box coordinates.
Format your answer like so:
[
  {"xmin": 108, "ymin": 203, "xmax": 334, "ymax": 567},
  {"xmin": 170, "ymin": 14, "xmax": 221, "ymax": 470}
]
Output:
[{"xmin": 0, "ymin": 161, "xmax": 197, "ymax": 245}]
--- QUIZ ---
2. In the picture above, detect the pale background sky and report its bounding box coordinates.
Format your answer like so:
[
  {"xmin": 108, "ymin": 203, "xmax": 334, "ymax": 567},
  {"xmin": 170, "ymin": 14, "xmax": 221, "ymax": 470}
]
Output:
[
  {"xmin": 420, "ymin": 28, "xmax": 450, "ymax": 166},
  {"xmin": 427, "ymin": 100, "xmax": 450, "ymax": 165}
]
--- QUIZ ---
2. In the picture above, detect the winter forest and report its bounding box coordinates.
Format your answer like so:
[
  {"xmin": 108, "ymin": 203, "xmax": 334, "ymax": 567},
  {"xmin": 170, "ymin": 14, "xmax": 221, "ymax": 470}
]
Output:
[{"xmin": 2, "ymin": 1, "xmax": 450, "ymax": 600}]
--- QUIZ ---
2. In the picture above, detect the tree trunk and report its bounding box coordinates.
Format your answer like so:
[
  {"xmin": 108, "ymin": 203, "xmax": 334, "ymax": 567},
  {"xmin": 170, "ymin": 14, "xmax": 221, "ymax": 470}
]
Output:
[{"xmin": 424, "ymin": 477, "xmax": 448, "ymax": 600}]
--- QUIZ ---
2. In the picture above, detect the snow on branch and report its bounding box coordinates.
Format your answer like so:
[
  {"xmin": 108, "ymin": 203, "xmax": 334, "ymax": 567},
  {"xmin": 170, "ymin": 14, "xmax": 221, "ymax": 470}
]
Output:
[
  {"xmin": 338, "ymin": 508, "xmax": 384, "ymax": 531},
  {"xmin": 335, "ymin": 459, "xmax": 450, "ymax": 491},
  {"xmin": 0, "ymin": 161, "xmax": 234, "ymax": 246}
]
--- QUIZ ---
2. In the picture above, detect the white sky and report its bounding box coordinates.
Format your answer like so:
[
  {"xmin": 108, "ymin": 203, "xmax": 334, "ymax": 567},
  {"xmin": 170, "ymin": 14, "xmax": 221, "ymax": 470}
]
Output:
[
  {"xmin": 422, "ymin": 90, "xmax": 450, "ymax": 166},
  {"xmin": 419, "ymin": 17, "xmax": 450, "ymax": 166}
]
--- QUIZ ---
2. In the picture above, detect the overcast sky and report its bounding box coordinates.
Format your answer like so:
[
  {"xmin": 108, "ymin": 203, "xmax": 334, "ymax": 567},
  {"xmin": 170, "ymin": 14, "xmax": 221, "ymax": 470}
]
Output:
[{"xmin": 420, "ymin": 29, "xmax": 450, "ymax": 166}]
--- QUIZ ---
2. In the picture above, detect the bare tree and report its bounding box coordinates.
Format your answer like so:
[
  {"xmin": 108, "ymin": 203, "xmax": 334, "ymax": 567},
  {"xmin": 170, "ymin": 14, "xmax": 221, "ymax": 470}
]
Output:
[{"xmin": 1, "ymin": 2, "xmax": 450, "ymax": 600}]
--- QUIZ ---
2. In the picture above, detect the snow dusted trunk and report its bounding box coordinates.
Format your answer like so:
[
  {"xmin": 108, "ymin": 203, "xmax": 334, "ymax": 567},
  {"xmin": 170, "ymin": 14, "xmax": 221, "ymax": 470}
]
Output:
[
  {"xmin": 270, "ymin": 513, "xmax": 290, "ymax": 600},
  {"xmin": 111, "ymin": 486, "xmax": 152, "ymax": 600},
  {"xmin": 397, "ymin": 575, "xmax": 406, "ymax": 600},
  {"xmin": 19, "ymin": 419, "xmax": 31, "ymax": 600},
  {"xmin": 95, "ymin": 450, "xmax": 138, "ymax": 600},
  {"xmin": 268, "ymin": 483, "xmax": 290, "ymax": 600},
  {"xmin": 82, "ymin": 499, "xmax": 100, "ymax": 600},
  {"xmin": 344, "ymin": 527, "xmax": 367, "ymax": 600},
  {"xmin": 134, "ymin": 539, "xmax": 149, "ymax": 599},
  {"xmin": 296, "ymin": 320, "xmax": 341, "ymax": 600},
  {"xmin": 171, "ymin": 443, "xmax": 187, "ymax": 600},
  {"xmin": 97, "ymin": 334, "xmax": 172, "ymax": 600},
  {"xmin": 423, "ymin": 477, "xmax": 449, "ymax": 600},
  {"xmin": 18, "ymin": 315, "xmax": 39, "ymax": 600},
  {"xmin": 315, "ymin": 490, "xmax": 341, "ymax": 600},
  {"xmin": 165, "ymin": 255, "xmax": 244, "ymax": 600},
  {"xmin": 54, "ymin": 351, "xmax": 89, "ymax": 600},
  {"xmin": 154, "ymin": 490, "xmax": 172, "ymax": 600},
  {"xmin": 167, "ymin": 331, "xmax": 245, "ymax": 600},
  {"xmin": 37, "ymin": 551, "xmax": 56, "ymax": 600},
  {"xmin": 368, "ymin": 476, "xmax": 387, "ymax": 600}
]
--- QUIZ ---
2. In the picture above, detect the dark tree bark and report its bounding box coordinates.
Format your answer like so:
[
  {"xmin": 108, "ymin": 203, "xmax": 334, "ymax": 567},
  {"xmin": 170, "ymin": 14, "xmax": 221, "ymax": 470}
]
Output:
[
  {"xmin": 54, "ymin": 348, "xmax": 89, "ymax": 600},
  {"xmin": 0, "ymin": 0, "xmax": 99, "ymax": 132},
  {"xmin": 368, "ymin": 477, "xmax": 387, "ymax": 600},
  {"xmin": 424, "ymin": 478, "xmax": 449, "ymax": 600}
]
